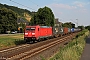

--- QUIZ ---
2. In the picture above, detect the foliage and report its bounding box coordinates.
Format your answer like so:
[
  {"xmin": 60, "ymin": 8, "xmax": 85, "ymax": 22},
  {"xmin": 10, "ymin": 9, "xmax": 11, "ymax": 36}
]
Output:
[
  {"xmin": 85, "ymin": 25, "xmax": 90, "ymax": 31},
  {"xmin": 76, "ymin": 29, "xmax": 88, "ymax": 38},
  {"xmin": 62, "ymin": 22, "xmax": 75, "ymax": 28},
  {"xmin": 78, "ymin": 26, "xmax": 85, "ymax": 30},
  {"xmin": 40, "ymin": 56, "xmax": 46, "ymax": 60},
  {"xmin": 0, "ymin": 3, "xmax": 32, "ymax": 18},
  {"xmin": 18, "ymin": 23, "xmax": 26, "ymax": 33},
  {"xmin": 30, "ymin": 6, "xmax": 55, "ymax": 26},
  {"xmin": 0, "ymin": 8, "xmax": 18, "ymax": 33}
]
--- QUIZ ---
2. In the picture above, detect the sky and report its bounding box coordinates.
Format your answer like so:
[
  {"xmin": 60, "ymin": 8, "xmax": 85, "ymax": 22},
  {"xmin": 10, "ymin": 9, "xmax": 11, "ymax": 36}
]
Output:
[{"xmin": 0, "ymin": 0, "xmax": 90, "ymax": 26}]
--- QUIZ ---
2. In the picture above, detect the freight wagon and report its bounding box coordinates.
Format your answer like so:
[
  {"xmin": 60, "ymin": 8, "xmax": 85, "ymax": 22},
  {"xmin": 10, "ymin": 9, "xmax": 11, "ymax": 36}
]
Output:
[
  {"xmin": 52, "ymin": 26, "xmax": 63, "ymax": 37},
  {"xmin": 63, "ymin": 27, "xmax": 68, "ymax": 35},
  {"xmin": 71, "ymin": 28, "xmax": 74, "ymax": 32}
]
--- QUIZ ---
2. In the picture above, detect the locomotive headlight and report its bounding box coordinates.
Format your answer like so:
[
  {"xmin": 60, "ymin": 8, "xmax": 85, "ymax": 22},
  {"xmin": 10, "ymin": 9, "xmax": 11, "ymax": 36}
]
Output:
[
  {"xmin": 25, "ymin": 33, "xmax": 28, "ymax": 35},
  {"xmin": 32, "ymin": 33, "xmax": 35, "ymax": 35}
]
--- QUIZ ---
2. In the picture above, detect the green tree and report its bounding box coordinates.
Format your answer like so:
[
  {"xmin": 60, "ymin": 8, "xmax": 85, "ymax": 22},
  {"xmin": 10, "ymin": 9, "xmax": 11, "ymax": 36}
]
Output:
[
  {"xmin": 18, "ymin": 23, "xmax": 26, "ymax": 33},
  {"xmin": 30, "ymin": 6, "xmax": 55, "ymax": 26},
  {"xmin": 78, "ymin": 26, "xmax": 85, "ymax": 30},
  {"xmin": 62, "ymin": 22, "xmax": 75, "ymax": 28},
  {"xmin": 0, "ymin": 3, "xmax": 32, "ymax": 21},
  {"xmin": 85, "ymin": 25, "xmax": 90, "ymax": 31},
  {"xmin": 0, "ymin": 24, "xmax": 3, "ymax": 33},
  {"xmin": 0, "ymin": 8, "xmax": 18, "ymax": 33}
]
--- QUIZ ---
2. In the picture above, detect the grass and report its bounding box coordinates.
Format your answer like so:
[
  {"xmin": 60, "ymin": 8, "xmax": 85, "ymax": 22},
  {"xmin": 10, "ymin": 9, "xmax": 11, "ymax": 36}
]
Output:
[
  {"xmin": 0, "ymin": 34, "xmax": 25, "ymax": 49},
  {"xmin": 49, "ymin": 29, "xmax": 89, "ymax": 60}
]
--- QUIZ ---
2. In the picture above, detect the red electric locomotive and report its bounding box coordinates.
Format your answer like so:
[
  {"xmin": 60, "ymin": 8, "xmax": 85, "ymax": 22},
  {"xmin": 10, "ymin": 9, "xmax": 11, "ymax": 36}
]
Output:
[{"xmin": 24, "ymin": 25, "xmax": 52, "ymax": 42}]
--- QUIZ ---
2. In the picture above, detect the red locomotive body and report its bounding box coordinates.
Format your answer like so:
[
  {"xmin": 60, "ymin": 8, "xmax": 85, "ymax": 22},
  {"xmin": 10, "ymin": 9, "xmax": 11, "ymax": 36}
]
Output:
[{"xmin": 24, "ymin": 25, "xmax": 52, "ymax": 42}]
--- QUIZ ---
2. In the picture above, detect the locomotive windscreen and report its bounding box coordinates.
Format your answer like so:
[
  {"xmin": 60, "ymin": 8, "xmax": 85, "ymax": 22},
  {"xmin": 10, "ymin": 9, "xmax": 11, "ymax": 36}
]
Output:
[{"xmin": 26, "ymin": 27, "xmax": 35, "ymax": 31}]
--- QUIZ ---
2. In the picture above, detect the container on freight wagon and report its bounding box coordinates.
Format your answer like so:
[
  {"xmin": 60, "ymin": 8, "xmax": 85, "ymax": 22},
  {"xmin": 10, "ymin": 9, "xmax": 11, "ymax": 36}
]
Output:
[
  {"xmin": 63, "ymin": 27, "xmax": 68, "ymax": 34},
  {"xmin": 53, "ymin": 26, "xmax": 63, "ymax": 37},
  {"xmin": 68, "ymin": 28, "xmax": 71, "ymax": 33},
  {"xmin": 71, "ymin": 28, "xmax": 74, "ymax": 32}
]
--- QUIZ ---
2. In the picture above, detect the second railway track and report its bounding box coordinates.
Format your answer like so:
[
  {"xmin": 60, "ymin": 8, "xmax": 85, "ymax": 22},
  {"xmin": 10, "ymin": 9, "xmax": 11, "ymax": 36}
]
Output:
[{"xmin": 0, "ymin": 32, "xmax": 78, "ymax": 60}]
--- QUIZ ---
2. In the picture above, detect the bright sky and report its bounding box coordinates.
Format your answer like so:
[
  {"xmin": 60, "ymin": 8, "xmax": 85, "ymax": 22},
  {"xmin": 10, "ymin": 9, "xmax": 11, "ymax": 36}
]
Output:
[{"xmin": 0, "ymin": 0, "xmax": 90, "ymax": 26}]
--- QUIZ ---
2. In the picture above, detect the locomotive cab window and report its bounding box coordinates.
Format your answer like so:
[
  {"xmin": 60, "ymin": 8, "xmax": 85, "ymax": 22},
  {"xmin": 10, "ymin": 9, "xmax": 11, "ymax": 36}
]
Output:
[
  {"xmin": 26, "ymin": 27, "xmax": 35, "ymax": 31},
  {"xmin": 26, "ymin": 28, "xmax": 31, "ymax": 30},
  {"xmin": 30, "ymin": 28, "xmax": 35, "ymax": 30},
  {"xmin": 38, "ymin": 28, "xmax": 39, "ymax": 31}
]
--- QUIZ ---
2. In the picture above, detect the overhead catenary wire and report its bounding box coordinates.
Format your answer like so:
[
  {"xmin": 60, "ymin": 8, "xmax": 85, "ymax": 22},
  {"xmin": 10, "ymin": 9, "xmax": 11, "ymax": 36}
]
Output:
[
  {"xmin": 71, "ymin": 19, "xmax": 78, "ymax": 27},
  {"xmin": 28, "ymin": 0, "xmax": 40, "ymax": 7},
  {"xmin": 9, "ymin": 0, "xmax": 36, "ymax": 11}
]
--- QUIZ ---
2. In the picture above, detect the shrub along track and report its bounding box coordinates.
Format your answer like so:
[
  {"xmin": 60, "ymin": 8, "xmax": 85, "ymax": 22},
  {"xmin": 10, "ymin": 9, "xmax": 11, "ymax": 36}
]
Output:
[{"xmin": 0, "ymin": 32, "xmax": 78, "ymax": 60}]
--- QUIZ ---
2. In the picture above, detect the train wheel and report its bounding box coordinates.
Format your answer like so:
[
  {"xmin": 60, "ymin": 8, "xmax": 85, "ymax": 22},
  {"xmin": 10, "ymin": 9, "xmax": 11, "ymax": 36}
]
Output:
[
  {"xmin": 37, "ymin": 39, "xmax": 40, "ymax": 42},
  {"xmin": 33, "ymin": 40, "xmax": 35, "ymax": 43}
]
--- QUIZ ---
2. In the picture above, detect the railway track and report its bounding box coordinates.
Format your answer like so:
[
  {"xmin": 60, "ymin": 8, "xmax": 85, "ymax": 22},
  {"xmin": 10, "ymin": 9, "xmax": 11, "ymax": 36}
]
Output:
[{"xmin": 0, "ymin": 32, "xmax": 78, "ymax": 60}]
